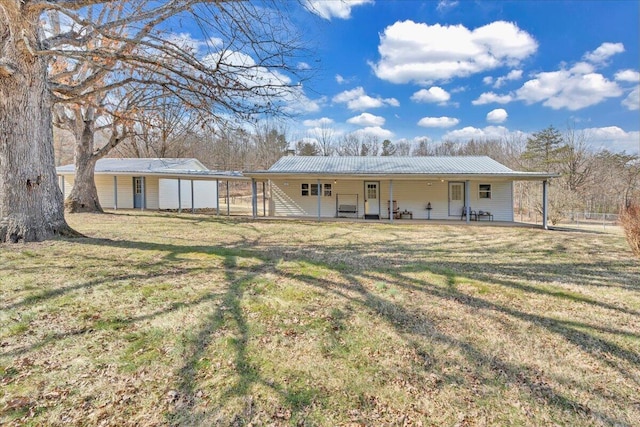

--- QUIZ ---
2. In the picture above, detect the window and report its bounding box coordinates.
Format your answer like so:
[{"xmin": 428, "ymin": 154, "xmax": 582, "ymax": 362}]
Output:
[
  {"xmin": 479, "ymin": 184, "xmax": 492, "ymax": 199},
  {"xmin": 367, "ymin": 183, "xmax": 377, "ymax": 199},
  {"xmin": 301, "ymin": 183, "xmax": 332, "ymax": 197}
]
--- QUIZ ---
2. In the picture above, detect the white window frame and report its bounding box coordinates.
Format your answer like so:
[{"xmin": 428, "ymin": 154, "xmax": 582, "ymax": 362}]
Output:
[
  {"xmin": 323, "ymin": 183, "xmax": 332, "ymax": 197},
  {"xmin": 302, "ymin": 183, "xmax": 332, "ymax": 197},
  {"xmin": 479, "ymin": 184, "xmax": 492, "ymax": 199}
]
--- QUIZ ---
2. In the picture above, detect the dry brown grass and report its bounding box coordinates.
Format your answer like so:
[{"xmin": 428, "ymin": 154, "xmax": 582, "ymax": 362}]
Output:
[{"xmin": 1, "ymin": 212, "xmax": 639, "ymax": 426}]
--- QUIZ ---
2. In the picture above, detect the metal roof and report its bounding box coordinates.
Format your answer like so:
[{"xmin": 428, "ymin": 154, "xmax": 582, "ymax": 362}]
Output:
[
  {"xmin": 56, "ymin": 158, "xmax": 248, "ymax": 180},
  {"xmin": 245, "ymin": 156, "xmax": 557, "ymax": 180},
  {"xmin": 266, "ymin": 156, "xmax": 514, "ymax": 174},
  {"xmin": 57, "ymin": 158, "xmax": 207, "ymax": 173}
]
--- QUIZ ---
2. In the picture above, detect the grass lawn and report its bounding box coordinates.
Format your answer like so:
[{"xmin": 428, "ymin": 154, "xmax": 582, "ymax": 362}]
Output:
[{"xmin": 1, "ymin": 212, "xmax": 639, "ymax": 426}]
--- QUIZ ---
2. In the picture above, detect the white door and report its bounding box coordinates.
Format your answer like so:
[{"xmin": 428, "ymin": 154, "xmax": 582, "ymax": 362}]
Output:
[
  {"xmin": 448, "ymin": 182, "xmax": 464, "ymax": 216},
  {"xmin": 364, "ymin": 182, "xmax": 380, "ymax": 216}
]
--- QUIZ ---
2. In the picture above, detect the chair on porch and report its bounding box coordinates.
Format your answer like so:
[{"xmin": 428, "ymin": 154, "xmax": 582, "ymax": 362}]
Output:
[
  {"xmin": 461, "ymin": 206, "xmax": 477, "ymax": 221},
  {"xmin": 387, "ymin": 200, "xmax": 400, "ymax": 219}
]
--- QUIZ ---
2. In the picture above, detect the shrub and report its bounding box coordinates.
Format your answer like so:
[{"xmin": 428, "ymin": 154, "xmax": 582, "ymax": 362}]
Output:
[{"xmin": 620, "ymin": 203, "xmax": 640, "ymax": 258}]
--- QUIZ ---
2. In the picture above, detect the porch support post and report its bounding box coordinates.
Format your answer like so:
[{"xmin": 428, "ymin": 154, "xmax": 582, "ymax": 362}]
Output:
[
  {"xmin": 389, "ymin": 179, "xmax": 394, "ymax": 223},
  {"xmin": 542, "ymin": 179, "xmax": 549, "ymax": 230},
  {"xmin": 216, "ymin": 179, "xmax": 220, "ymax": 216},
  {"xmin": 113, "ymin": 176, "xmax": 117, "ymax": 210},
  {"xmin": 178, "ymin": 178, "xmax": 182, "ymax": 213},
  {"xmin": 252, "ymin": 178, "xmax": 257, "ymax": 219},
  {"xmin": 317, "ymin": 179, "xmax": 322, "ymax": 221},
  {"xmin": 60, "ymin": 175, "xmax": 65, "ymax": 197},
  {"xmin": 191, "ymin": 180, "xmax": 195, "ymax": 214},
  {"xmin": 262, "ymin": 182, "xmax": 266, "ymax": 217},
  {"xmin": 226, "ymin": 180, "xmax": 230, "ymax": 216},
  {"xmin": 465, "ymin": 180, "xmax": 470, "ymax": 224}
]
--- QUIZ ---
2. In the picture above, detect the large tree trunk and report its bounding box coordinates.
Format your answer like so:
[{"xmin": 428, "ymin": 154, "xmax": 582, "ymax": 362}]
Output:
[
  {"xmin": 65, "ymin": 114, "xmax": 103, "ymax": 213},
  {"xmin": 0, "ymin": 3, "xmax": 77, "ymax": 242}
]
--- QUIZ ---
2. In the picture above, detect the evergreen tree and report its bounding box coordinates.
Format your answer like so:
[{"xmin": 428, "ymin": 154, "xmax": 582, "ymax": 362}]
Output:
[
  {"xmin": 522, "ymin": 126, "xmax": 568, "ymax": 172},
  {"xmin": 381, "ymin": 139, "xmax": 397, "ymax": 156}
]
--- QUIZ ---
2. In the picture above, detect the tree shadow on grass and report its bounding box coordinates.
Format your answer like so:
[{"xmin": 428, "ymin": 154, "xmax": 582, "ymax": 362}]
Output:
[
  {"xmin": 6, "ymin": 229, "xmax": 637, "ymax": 425},
  {"xmin": 283, "ymin": 267, "xmax": 634, "ymax": 426}
]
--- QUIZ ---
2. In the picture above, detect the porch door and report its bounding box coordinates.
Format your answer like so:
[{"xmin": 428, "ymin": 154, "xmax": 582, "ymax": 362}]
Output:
[
  {"xmin": 364, "ymin": 181, "xmax": 380, "ymax": 216},
  {"xmin": 133, "ymin": 177, "xmax": 144, "ymax": 208},
  {"xmin": 448, "ymin": 182, "xmax": 464, "ymax": 216}
]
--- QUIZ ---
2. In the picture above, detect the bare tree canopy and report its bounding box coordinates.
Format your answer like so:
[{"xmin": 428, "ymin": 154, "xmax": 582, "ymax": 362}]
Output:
[{"xmin": 1, "ymin": 0, "xmax": 312, "ymax": 238}]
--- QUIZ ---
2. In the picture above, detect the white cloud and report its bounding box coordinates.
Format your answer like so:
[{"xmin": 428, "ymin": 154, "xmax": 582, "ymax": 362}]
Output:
[
  {"xmin": 515, "ymin": 67, "xmax": 622, "ymax": 110},
  {"xmin": 304, "ymin": 0, "xmax": 373, "ymax": 20},
  {"xmin": 418, "ymin": 116, "xmax": 460, "ymax": 128},
  {"xmin": 347, "ymin": 112, "xmax": 386, "ymax": 127},
  {"xmin": 372, "ymin": 20, "xmax": 537, "ymax": 84},
  {"xmin": 283, "ymin": 86, "xmax": 322, "ymax": 114},
  {"xmin": 385, "ymin": 98, "xmax": 400, "ymax": 107},
  {"xmin": 483, "ymin": 76, "xmax": 494, "ymax": 85},
  {"xmin": 437, "ymin": 0, "xmax": 459, "ymax": 11},
  {"xmin": 303, "ymin": 117, "xmax": 334, "ymax": 127},
  {"xmin": 583, "ymin": 42, "xmax": 625, "ymax": 64},
  {"xmin": 492, "ymin": 69, "xmax": 523, "ymax": 88},
  {"xmin": 203, "ymin": 49, "xmax": 323, "ymax": 115},
  {"xmin": 585, "ymin": 126, "xmax": 640, "ymax": 153},
  {"xmin": 486, "ymin": 108, "xmax": 508, "ymax": 123},
  {"xmin": 410, "ymin": 86, "xmax": 451, "ymax": 104},
  {"xmin": 336, "ymin": 74, "xmax": 346, "ymax": 84},
  {"xmin": 442, "ymin": 125, "xmax": 527, "ymax": 141},
  {"xmin": 622, "ymin": 87, "xmax": 639, "ymax": 111},
  {"xmin": 297, "ymin": 62, "xmax": 311, "ymax": 70},
  {"xmin": 333, "ymin": 87, "xmax": 399, "ymax": 111},
  {"xmin": 472, "ymin": 92, "xmax": 513, "ymax": 105},
  {"xmin": 352, "ymin": 126, "xmax": 394, "ymax": 140},
  {"xmin": 615, "ymin": 69, "xmax": 640, "ymax": 82}
]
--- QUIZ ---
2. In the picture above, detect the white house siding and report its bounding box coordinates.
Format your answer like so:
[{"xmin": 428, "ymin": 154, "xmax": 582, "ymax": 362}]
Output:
[
  {"xmin": 467, "ymin": 180, "xmax": 513, "ymax": 221},
  {"xmin": 59, "ymin": 176, "xmax": 74, "ymax": 199},
  {"xmin": 270, "ymin": 179, "xmax": 338, "ymax": 217},
  {"xmin": 158, "ymin": 179, "xmax": 218, "ymax": 209},
  {"xmin": 270, "ymin": 178, "xmax": 514, "ymax": 221},
  {"xmin": 94, "ymin": 175, "xmax": 116, "ymax": 208},
  {"xmin": 145, "ymin": 177, "xmax": 160, "ymax": 209}
]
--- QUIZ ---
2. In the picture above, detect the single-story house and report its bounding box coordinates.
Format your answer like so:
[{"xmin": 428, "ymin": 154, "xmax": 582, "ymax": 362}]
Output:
[
  {"xmin": 244, "ymin": 156, "xmax": 558, "ymax": 228},
  {"xmin": 56, "ymin": 158, "xmax": 247, "ymax": 212}
]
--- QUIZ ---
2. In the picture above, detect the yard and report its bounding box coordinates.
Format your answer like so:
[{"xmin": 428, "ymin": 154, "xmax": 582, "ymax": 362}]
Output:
[{"xmin": 1, "ymin": 212, "xmax": 639, "ymax": 426}]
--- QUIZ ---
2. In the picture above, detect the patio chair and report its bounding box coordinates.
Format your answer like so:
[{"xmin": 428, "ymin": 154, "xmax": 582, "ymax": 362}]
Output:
[{"xmin": 461, "ymin": 206, "xmax": 477, "ymax": 221}]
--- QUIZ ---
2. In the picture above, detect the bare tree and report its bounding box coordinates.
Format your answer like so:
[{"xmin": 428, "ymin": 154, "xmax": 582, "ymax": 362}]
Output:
[
  {"xmin": 1, "ymin": 0, "xmax": 310, "ymax": 239},
  {"xmin": 254, "ymin": 123, "xmax": 289, "ymax": 169},
  {"xmin": 412, "ymin": 138, "xmax": 431, "ymax": 156},
  {"xmin": 314, "ymin": 121, "xmax": 335, "ymax": 156}
]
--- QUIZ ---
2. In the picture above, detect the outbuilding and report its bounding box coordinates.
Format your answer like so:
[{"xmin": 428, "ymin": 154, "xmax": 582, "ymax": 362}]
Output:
[{"xmin": 56, "ymin": 158, "xmax": 247, "ymax": 213}]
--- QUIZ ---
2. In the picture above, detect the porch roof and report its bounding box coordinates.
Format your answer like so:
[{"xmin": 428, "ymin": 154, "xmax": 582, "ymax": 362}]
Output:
[
  {"xmin": 56, "ymin": 158, "xmax": 248, "ymax": 181},
  {"xmin": 245, "ymin": 156, "xmax": 558, "ymax": 181}
]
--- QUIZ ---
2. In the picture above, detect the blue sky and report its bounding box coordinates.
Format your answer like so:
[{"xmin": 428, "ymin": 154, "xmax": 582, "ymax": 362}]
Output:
[{"xmin": 282, "ymin": 0, "xmax": 639, "ymax": 153}]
